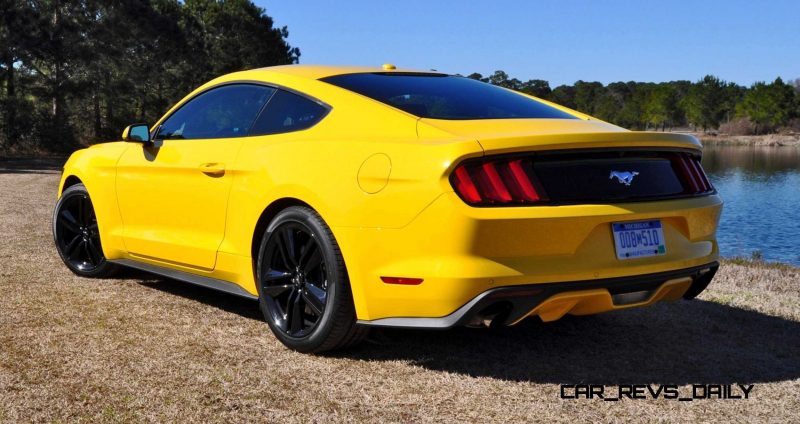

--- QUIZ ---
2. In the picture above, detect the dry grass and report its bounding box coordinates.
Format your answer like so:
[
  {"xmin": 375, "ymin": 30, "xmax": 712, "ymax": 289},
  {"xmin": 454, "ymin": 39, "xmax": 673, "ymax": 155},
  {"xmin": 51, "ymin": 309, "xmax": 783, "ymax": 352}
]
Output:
[{"xmin": 1, "ymin": 159, "xmax": 798, "ymax": 423}]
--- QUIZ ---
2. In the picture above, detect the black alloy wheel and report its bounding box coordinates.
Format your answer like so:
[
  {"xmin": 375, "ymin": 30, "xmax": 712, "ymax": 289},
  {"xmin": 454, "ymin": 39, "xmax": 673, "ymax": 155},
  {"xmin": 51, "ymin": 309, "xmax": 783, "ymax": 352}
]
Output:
[
  {"xmin": 53, "ymin": 184, "xmax": 117, "ymax": 277},
  {"xmin": 256, "ymin": 206, "xmax": 367, "ymax": 353},
  {"xmin": 261, "ymin": 222, "xmax": 328, "ymax": 337}
]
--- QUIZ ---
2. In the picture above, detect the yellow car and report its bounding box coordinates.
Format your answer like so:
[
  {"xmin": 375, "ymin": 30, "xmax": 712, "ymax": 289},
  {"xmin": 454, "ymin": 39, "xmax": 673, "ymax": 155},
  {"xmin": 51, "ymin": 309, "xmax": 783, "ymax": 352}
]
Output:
[{"xmin": 53, "ymin": 64, "xmax": 722, "ymax": 352}]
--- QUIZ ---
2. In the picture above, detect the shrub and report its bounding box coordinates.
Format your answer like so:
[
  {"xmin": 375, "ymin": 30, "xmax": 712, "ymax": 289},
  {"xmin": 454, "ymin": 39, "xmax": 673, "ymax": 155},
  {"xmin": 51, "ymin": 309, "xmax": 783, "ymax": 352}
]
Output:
[
  {"xmin": 719, "ymin": 117, "xmax": 757, "ymax": 136},
  {"xmin": 778, "ymin": 118, "xmax": 800, "ymax": 134}
]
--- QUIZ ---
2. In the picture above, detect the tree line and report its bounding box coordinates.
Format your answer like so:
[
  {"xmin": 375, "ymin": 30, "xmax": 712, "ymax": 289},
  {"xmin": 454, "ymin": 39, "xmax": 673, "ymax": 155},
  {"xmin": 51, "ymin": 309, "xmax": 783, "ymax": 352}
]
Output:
[
  {"xmin": 2, "ymin": 2, "xmax": 798, "ymax": 153},
  {"xmin": 466, "ymin": 71, "xmax": 800, "ymax": 135},
  {"xmin": 1, "ymin": 0, "xmax": 298, "ymax": 152}
]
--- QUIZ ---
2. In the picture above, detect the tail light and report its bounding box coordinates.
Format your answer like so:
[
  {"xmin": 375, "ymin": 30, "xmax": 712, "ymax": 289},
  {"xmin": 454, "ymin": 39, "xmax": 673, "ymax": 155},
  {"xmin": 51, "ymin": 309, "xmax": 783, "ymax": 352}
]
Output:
[
  {"xmin": 671, "ymin": 153, "xmax": 713, "ymax": 194},
  {"xmin": 450, "ymin": 158, "xmax": 547, "ymax": 206},
  {"xmin": 450, "ymin": 150, "xmax": 714, "ymax": 207}
]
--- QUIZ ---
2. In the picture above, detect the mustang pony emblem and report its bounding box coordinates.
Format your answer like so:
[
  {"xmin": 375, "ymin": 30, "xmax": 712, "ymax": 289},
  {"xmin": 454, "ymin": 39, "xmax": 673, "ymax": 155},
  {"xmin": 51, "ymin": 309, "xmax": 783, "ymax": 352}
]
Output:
[{"xmin": 609, "ymin": 170, "xmax": 639, "ymax": 186}]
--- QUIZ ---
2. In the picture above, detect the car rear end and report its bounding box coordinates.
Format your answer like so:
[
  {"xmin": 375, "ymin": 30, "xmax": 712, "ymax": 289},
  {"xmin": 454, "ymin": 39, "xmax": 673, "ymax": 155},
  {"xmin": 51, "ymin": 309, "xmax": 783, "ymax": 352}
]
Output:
[
  {"xmin": 336, "ymin": 128, "xmax": 721, "ymax": 327},
  {"xmin": 320, "ymin": 72, "xmax": 722, "ymax": 328}
]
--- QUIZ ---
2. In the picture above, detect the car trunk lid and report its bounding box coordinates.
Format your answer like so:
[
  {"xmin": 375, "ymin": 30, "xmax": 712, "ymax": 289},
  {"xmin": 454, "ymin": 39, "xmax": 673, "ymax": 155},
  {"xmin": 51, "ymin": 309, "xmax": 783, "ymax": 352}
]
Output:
[
  {"xmin": 417, "ymin": 118, "xmax": 702, "ymax": 154},
  {"xmin": 421, "ymin": 118, "xmax": 713, "ymax": 206}
]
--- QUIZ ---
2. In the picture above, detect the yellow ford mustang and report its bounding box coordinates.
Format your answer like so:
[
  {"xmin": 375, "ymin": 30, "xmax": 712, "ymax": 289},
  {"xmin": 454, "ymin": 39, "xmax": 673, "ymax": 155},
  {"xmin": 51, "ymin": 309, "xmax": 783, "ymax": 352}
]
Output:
[{"xmin": 53, "ymin": 64, "xmax": 722, "ymax": 352}]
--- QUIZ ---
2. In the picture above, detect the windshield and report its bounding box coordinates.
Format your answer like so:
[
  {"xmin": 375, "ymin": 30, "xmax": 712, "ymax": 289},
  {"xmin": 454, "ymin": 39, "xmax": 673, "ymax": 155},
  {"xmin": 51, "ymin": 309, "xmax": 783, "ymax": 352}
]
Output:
[{"xmin": 321, "ymin": 73, "xmax": 578, "ymax": 120}]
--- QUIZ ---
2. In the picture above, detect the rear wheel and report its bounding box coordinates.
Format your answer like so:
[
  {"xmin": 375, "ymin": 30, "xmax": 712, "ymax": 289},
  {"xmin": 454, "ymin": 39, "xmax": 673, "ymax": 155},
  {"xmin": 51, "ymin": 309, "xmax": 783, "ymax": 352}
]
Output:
[
  {"xmin": 53, "ymin": 183, "xmax": 118, "ymax": 278},
  {"xmin": 256, "ymin": 206, "xmax": 367, "ymax": 353}
]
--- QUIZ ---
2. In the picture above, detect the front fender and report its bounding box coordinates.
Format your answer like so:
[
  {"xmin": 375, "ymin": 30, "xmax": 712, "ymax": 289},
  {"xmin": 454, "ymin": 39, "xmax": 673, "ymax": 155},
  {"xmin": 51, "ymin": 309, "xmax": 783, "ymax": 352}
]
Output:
[{"xmin": 58, "ymin": 142, "xmax": 130, "ymax": 259}]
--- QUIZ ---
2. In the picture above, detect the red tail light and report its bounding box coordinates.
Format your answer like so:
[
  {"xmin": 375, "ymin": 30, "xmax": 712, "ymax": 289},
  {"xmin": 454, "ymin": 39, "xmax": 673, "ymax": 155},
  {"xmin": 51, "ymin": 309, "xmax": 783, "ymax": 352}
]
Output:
[
  {"xmin": 451, "ymin": 150, "xmax": 713, "ymax": 207},
  {"xmin": 452, "ymin": 166, "xmax": 482, "ymax": 203},
  {"xmin": 507, "ymin": 159, "xmax": 541, "ymax": 202},
  {"xmin": 671, "ymin": 153, "xmax": 713, "ymax": 194},
  {"xmin": 450, "ymin": 158, "xmax": 546, "ymax": 206}
]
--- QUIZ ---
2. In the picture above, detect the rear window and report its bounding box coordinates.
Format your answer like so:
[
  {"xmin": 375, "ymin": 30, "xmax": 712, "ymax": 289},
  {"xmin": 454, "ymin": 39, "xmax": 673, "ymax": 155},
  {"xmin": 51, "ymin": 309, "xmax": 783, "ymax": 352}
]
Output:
[{"xmin": 321, "ymin": 73, "xmax": 577, "ymax": 120}]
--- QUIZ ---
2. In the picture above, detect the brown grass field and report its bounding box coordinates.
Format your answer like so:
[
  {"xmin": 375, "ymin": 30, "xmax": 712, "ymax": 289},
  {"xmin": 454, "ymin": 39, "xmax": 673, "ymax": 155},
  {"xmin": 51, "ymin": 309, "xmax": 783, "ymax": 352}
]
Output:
[{"xmin": 1, "ymin": 158, "xmax": 798, "ymax": 423}]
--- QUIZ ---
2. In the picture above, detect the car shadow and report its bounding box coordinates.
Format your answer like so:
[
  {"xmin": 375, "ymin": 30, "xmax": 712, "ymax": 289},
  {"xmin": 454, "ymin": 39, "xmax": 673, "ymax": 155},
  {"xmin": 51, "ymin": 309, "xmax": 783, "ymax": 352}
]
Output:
[
  {"xmin": 129, "ymin": 271, "xmax": 799, "ymax": 385},
  {"xmin": 125, "ymin": 269, "xmax": 263, "ymax": 321},
  {"xmin": 345, "ymin": 301, "xmax": 800, "ymax": 385}
]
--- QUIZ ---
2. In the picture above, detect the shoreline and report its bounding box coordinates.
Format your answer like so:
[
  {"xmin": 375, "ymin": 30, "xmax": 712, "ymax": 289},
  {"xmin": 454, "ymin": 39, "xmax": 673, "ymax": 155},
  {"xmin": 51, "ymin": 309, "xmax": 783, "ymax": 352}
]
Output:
[
  {"xmin": 688, "ymin": 133, "xmax": 800, "ymax": 147},
  {"xmin": 722, "ymin": 257, "xmax": 799, "ymax": 271}
]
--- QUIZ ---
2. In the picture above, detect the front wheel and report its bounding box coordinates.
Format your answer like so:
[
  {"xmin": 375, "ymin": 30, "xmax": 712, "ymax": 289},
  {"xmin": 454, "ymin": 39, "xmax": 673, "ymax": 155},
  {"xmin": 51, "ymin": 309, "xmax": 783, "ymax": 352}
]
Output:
[
  {"xmin": 53, "ymin": 183, "xmax": 118, "ymax": 278},
  {"xmin": 256, "ymin": 206, "xmax": 367, "ymax": 353}
]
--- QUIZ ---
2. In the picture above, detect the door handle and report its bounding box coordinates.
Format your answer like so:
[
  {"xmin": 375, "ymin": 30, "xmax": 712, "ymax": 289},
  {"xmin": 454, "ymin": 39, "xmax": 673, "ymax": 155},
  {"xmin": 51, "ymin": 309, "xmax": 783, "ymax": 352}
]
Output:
[{"xmin": 199, "ymin": 162, "xmax": 225, "ymax": 176}]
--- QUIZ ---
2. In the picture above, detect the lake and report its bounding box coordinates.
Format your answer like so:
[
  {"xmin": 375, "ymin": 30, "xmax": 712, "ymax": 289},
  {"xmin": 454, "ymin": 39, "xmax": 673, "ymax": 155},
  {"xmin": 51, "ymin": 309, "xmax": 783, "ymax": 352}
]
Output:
[{"xmin": 702, "ymin": 145, "xmax": 800, "ymax": 265}]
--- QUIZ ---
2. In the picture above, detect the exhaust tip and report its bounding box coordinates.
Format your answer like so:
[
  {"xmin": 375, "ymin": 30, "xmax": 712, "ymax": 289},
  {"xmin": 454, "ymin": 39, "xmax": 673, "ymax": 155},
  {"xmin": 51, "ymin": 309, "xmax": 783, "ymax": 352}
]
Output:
[
  {"xmin": 465, "ymin": 302, "xmax": 513, "ymax": 328},
  {"xmin": 683, "ymin": 265, "xmax": 719, "ymax": 300},
  {"xmin": 612, "ymin": 290, "xmax": 655, "ymax": 305}
]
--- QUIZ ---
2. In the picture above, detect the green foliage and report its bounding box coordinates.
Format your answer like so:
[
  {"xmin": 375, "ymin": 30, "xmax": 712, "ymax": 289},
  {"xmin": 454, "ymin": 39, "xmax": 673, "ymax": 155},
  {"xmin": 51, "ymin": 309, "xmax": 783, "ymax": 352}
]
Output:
[
  {"xmin": 549, "ymin": 85, "xmax": 576, "ymax": 109},
  {"xmin": 644, "ymin": 84, "xmax": 680, "ymax": 130},
  {"xmin": 617, "ymin": 82, "xmax": 652, "ymax": 129},
  {"xmin": 737, "ymin": 77, "xmax": 796, "ymax": 133},
  {"xmin": 592, "ymin": 82, "xmax": 626, "ymax": 124},
  {"xmin": 471, "ymin": 70, "xmax": 797, "ymax": 133},
  {"xmin": 573, "ymin": 81, "xmax": 603, "ymax": 115},
  {"xmin": 466, "ymin": 71, "xmax": 552, "ymax": 99},
  {"xmin": 684, "ymin": 75, "xmax": 726, "ymax": 131},
  {"xmin": 519, "ymin": 79, "xmax": 551, "ymax": 98},
  {"xmin": 0, "ymin": 0, "xmax": 298, "ymax": 151}
]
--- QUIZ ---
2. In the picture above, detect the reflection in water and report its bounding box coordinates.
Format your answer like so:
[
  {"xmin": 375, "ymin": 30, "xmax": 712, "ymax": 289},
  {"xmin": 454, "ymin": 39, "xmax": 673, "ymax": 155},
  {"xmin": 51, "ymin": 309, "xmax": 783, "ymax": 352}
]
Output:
[{"xmin": 702, "ymin": 145, "xmax": 800, "ymax": 265}]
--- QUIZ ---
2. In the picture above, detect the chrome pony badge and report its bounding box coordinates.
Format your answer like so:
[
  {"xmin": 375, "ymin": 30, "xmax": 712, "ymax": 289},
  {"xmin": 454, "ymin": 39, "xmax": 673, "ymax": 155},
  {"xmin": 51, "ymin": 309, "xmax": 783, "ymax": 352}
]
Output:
[{"xmin": 609, "ymin": 170, "xmax": 639, "ymax": 186}]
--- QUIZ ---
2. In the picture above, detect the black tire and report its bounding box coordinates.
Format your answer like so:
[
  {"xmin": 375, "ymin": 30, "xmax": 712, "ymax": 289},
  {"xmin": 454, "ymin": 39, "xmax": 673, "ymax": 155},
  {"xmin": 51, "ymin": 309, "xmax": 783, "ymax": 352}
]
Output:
[
  {"xmin": 255, "ymin": 206, "xmax": 367, "ymax": 353},
  {"xmin": 53, "ymin": 183, "xmax": 118, "ymax": 278}
]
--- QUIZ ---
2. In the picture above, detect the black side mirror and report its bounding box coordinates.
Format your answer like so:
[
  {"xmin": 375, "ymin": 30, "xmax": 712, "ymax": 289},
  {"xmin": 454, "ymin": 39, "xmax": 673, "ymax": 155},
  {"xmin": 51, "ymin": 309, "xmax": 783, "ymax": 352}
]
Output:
[{"xmin": 122, "ymin": 123, "xmax": 151, "ymax": 144}]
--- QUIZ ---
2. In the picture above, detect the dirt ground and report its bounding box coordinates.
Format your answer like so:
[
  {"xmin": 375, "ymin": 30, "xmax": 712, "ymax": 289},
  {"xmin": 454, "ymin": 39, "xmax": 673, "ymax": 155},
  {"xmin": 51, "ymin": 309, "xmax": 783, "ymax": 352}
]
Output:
[{"xmin": 1, "ymin": 158, "xmax": 798, "ymax": 423}]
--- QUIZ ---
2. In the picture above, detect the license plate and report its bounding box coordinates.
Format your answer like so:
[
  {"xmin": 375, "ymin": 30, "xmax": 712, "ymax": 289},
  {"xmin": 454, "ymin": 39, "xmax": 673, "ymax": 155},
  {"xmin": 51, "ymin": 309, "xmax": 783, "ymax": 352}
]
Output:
[{"xmin": 612, "ymin": 220, "xmax": 666, "ymax": 260}]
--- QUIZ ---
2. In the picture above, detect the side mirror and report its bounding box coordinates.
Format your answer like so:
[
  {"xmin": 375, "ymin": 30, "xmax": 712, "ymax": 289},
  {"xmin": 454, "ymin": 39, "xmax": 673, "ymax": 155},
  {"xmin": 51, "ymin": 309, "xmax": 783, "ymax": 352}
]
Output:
[{"xmin": 122, "ymin": 123, "xmax": 151, "ymax": 143}]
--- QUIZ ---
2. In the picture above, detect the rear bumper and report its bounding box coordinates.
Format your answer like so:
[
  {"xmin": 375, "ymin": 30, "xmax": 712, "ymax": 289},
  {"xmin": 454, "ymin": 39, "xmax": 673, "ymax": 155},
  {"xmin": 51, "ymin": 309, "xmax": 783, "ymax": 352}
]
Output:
[
  {"xmin": 357, "ymin": 262, "xmax": 718, "ymax": 329},
  {"xmin": 334, "ymin": 192, "xmax": 722, "ymax": 322}
]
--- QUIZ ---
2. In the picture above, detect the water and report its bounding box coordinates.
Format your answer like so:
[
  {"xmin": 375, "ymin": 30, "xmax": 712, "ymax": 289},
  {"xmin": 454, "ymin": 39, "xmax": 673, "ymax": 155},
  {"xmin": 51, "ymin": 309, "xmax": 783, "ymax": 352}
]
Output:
[{"xmin": 702, "ymin": 145, "xmax": 800, "ymax": 265}]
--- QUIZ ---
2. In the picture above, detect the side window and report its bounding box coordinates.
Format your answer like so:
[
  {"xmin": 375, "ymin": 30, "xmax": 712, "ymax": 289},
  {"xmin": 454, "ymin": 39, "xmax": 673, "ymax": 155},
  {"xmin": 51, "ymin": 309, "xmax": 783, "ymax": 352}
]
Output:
[
  {"xmin": 249, "ymin": 89, "xmax": 328, "ymax": 136},
  {"xmin": 157, "ymin": 84, "xmax": 276, "ymax": 140}
]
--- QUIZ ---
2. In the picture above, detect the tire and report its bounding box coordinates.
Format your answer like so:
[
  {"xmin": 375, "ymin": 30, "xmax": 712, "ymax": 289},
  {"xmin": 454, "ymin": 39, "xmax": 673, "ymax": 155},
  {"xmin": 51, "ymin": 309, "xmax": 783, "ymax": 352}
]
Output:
[
  {"xmin": 53, "ymin": 183, "xmax": 118, "ymax": 278},
  {"xmin": 255, "ymin": 206, "xmax": 367, "ymax": 353}
]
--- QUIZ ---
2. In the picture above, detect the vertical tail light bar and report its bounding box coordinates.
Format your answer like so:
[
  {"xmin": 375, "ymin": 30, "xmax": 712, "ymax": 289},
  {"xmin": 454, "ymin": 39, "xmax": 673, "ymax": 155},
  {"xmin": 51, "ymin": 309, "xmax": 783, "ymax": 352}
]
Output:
[
  {"xmin": 479, "ymin": 162, "xmax": 513, "ymax": 202},
  {"xmin": 671, "ymin": 153, "xmax": 713, "ymax": 194},
  {"xmin": 450, "ymin": 158, "xmax": 546, "ymax": 206},
  {"xmin": 505, "ymin": 160, "xmax": 541, "ymax": 202},
  {"xmin": 451, "ymin": 166, "xmax": 482, "ymax": 204},
  {"xmin": 687, "ymin": 156, "xmax": 712, "ymax": 192}
]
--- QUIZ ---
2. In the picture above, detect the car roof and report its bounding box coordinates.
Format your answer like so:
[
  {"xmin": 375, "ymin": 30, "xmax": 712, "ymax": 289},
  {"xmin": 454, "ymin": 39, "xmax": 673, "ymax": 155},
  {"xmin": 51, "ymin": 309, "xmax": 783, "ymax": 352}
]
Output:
[
  {"xmin": 251, "ymin": 64, "xmax": 446, "ymax": 80},
  {"xmin": 157, "ymin": 65, "xmax": 447, "ymax": 129}
]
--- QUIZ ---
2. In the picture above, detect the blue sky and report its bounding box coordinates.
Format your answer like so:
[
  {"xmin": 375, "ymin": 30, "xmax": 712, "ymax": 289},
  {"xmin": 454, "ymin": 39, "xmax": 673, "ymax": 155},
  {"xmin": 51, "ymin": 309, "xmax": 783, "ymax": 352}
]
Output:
[{"xmin": 255, "ymin": 0, "xmax": 799, "ymax": 87}]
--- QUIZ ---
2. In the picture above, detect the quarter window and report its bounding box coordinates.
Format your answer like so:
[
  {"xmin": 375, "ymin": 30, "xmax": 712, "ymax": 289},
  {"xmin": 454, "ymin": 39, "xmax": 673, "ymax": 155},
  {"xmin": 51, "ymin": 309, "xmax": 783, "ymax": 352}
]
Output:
[
  {"xmin": 249, "ymin": 89, "xmax": 329, "ymax": 136},
  {"xmin": 157, "ymin": 84, "xmax": 276, "ymax": 140}
]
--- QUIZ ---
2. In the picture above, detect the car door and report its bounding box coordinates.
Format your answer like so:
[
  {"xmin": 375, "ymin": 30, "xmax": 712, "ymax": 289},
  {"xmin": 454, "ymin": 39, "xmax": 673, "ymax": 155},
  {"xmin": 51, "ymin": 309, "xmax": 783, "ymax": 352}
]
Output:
[{"xmin": 116, "ymin": 83, "xmax": 276, "ymax": 270}]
